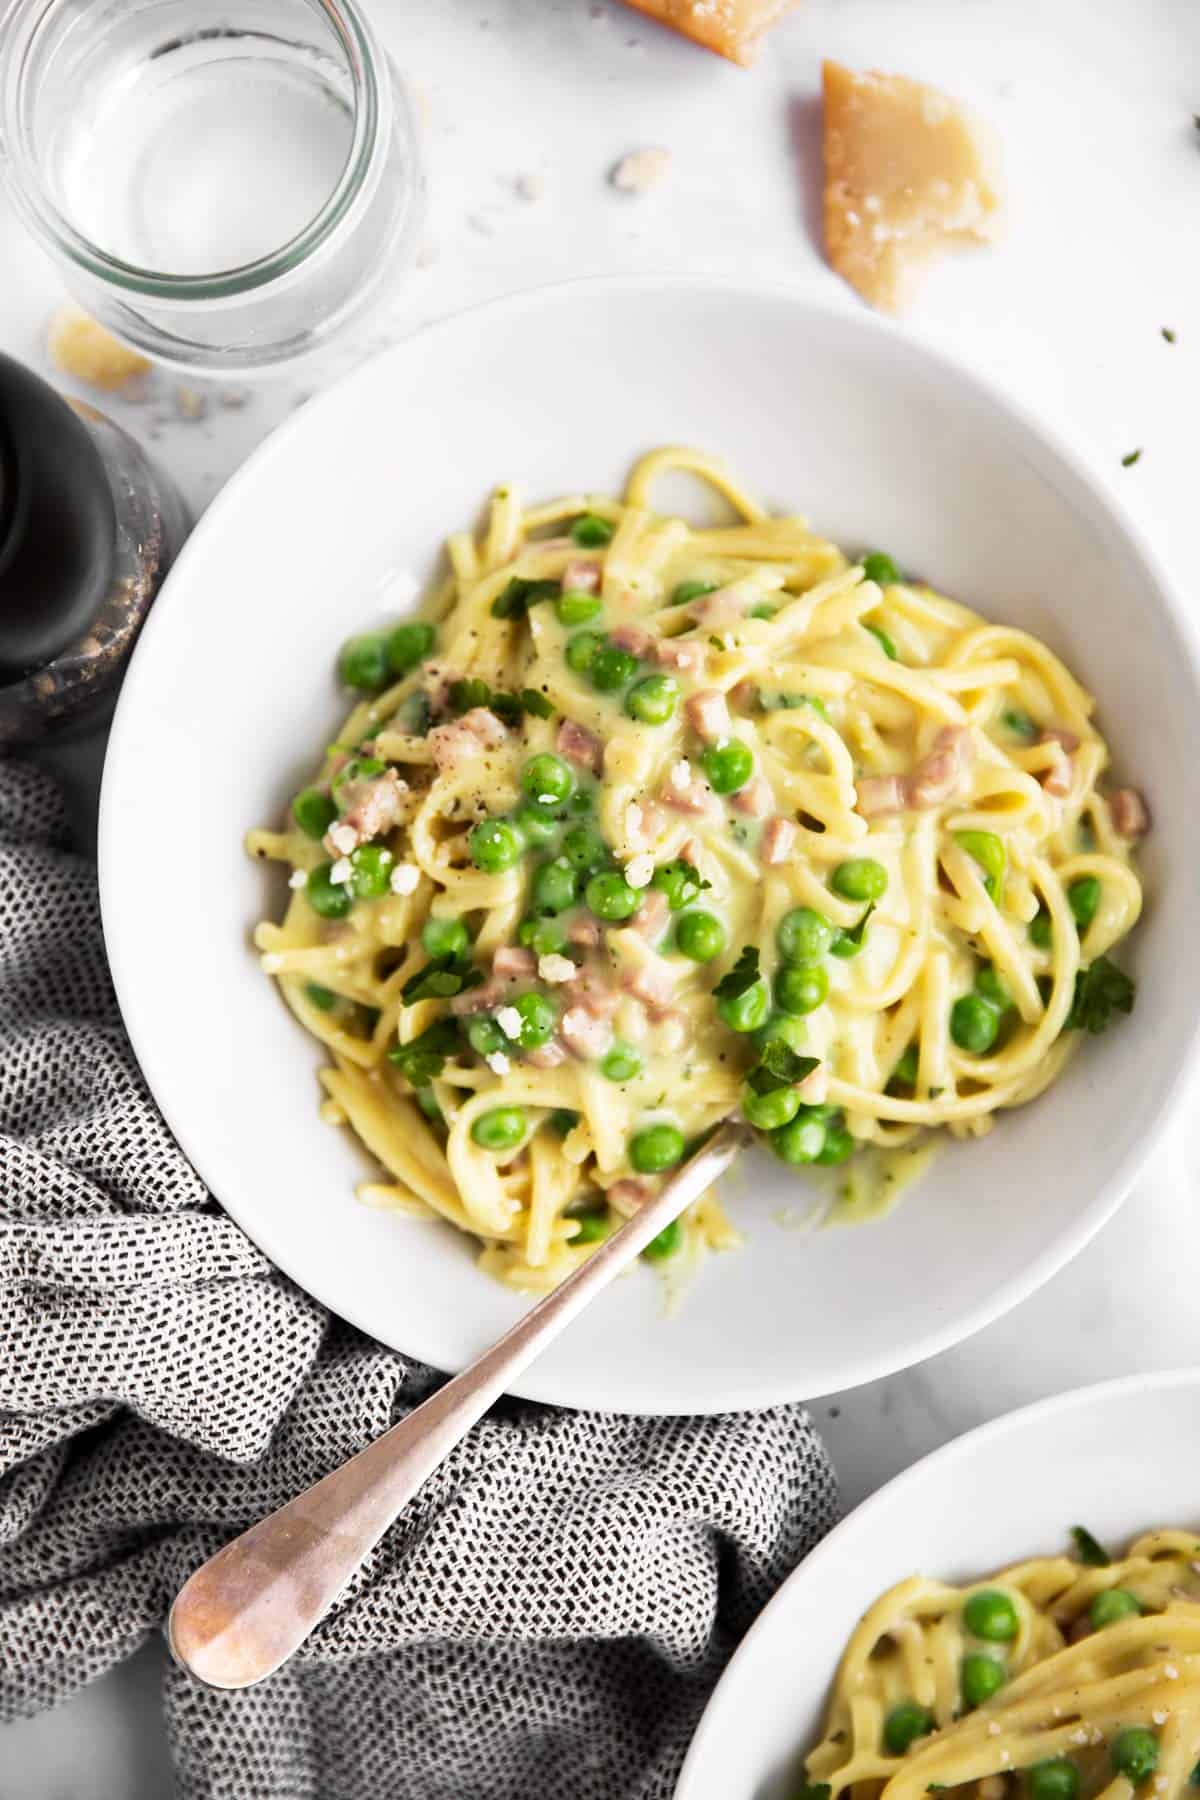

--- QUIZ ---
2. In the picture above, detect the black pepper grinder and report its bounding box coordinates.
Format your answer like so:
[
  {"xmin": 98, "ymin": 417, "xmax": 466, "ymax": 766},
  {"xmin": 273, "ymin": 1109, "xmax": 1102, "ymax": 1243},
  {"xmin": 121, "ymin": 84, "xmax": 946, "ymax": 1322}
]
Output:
[{"xmin": 0, "ymin": 352, "xmax": 189, "ymax": 745}]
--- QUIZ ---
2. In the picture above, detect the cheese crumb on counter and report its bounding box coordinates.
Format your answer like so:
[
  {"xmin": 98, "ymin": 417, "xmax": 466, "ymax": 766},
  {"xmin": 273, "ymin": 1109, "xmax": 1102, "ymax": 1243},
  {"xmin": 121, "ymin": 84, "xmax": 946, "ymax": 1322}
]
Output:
[
  {"xmin": 610, "ymin": 147, "xmax": 672, "ymax": 195},
  {"xmin": 822, "ymin": 59, "xmax": 1005, "ymax": 314},
  {"xmin": 47, "ymin": 303, "xmax": 151, "ymax": 391}
]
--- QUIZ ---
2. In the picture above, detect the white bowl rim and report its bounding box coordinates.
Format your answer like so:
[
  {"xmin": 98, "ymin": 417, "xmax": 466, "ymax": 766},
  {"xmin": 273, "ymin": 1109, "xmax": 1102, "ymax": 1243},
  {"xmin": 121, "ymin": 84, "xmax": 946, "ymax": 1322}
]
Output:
[
  {"xmin": 98, "ymin": 274, "xmax": 1200, "ymax": 1412},
  {"xmin": 676, "ymin": 1364, "xmax": 1200, "ymax": 1795}
]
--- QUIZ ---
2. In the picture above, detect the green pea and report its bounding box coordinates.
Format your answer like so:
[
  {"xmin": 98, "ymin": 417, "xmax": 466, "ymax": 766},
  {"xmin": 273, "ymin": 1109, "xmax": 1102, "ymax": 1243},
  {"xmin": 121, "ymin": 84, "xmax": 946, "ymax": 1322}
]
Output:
[
  {"xmin": 293, "ymin": 787, "xmax": 337, "ymax": 839},
  {"xmin": 831, "ymin": 859, "xmax": 888, "ymax": 902},
  {"xmin": 338, "ymin": 633, "xmax": 389, "ymax": 690},
  {"xmin": 830, "ymin": 928, "xmax": 864, "ymax": 960},
  {"xmin": 568, "ymin": 786, "xmax": 594, "ymax": 814},
  {"xmin": 672, "ymin": 579, "xmax": 718, "ymax": 606},
  {"xmin": 882, "ymin": 1702, "xmax": 932, "ymax": 1756},
  {"xmin": 469, "ymin": 817, "xmax": 524, "ymax": 873},
  {"xmin": 590, "ymin": 643, "xmax": 639, "ymax": 692},
  {"xmin": 513, "ymin": 799, "xmax": 561, "ymax": 847},
  {"xmin": 643, "ymin": 1219, "xmax": 683, "ymax": 1260},
  {"xmin": 865, "ymin": 623, "xmax": 899, "ymax": 660},
  {"xmin": 556, "ymin": 589, "xmax": 603, "ymax": 626},
  {"xmin": 891, "ymin": 1044, "xmax": 919, "ymax": 1088},
  {"xmin": 955, "ymin": 830, "xmax": 1007, "ymax": 904},
  {"xmin": 950, "ymin": 993, "xmax": 1001, "ymax": 1054},
  {"xmin": 743, "ymin": 1082, "xmax": 801, "ymax": 1131},
  {"xmin": 332, "ymin": 754, "xmax": 385, "ymax": 801},
  {"xmin": 755, "ymin": 1013, "xmax": 809, "ymax": 1055},
  {"xmin": 386, "ymin": 620, "xmax": 435, "ymax": 675},
  {"xmin": 630, "ymin": 1122, "xmax": 685, "ymax": 1173},
  {"xmin": 1111, "ymin": 1729, "xmax": 1159, "ymax": 1785},
  {"xmin": 570, "ymin": 513, "xmax": 614, "ymax": 547},
  {"xmin": 467, "ymin": 1016, "xmax": 508, "ymax": 1058},
  {"xmin": 517, "ymin": 916, "xmax": 568, "ymax": 957},
  {"xmin": 700, "ymin": 738, "xmax": 754, "ymax": 795},
  {"xmin": 1002, "ymin": 708, "xmax": 1037, "ymax": 742},
  {"xmin": 351, "ymin": 844, "xmax": 394, "ymax": 899},
  {"xmin": 522, "ymin": 753, "xmax": 575, "ymax": 806},
  {"xmin": 961, "ymin": 1653, "xmax": 1006, "ymax": 1709},
  {"xmin": 676, "ymin": 911, "xmax": 726, "ymax": 962},
  {"xmin": 571, "ymin": 1208, "xmax": 612, "ymax": 1244},
  {"xmin": 717, "ymin": 979, "xmax": 770, "ymax": 1034},
  {"xmin": 513, "ymin": 990, "xmax": 557, "ymax": 1048},
  {"xmin": 549, "ymin": 1108, "xmax": 579, "ymax": 1136},
  {"xmin": 777, "ymin": 906, "xmax": 835, "ymax": 965},
  {"xmin": 1030, "ymin": 906, "xmax": 1053, "ymax": 949},
  {"xmin": 626, "ymin": 673, "xmax": 680, "ymax": 724},
  {"xmin": 562, "ymin": 823, "xmax": 610, "ymax": 873},
  {"xmin": 1029, "ymin": 1761, "xmax": 1081, "ymax": 1800},
  {"xmin": 415, "ymin": 1086, "xmax": 442, "ymax": 1122},
  {"xmin": 1069, "ymin": 876, "xmax": 1101, "ymax": 930},
  {"xmin": 1090, "ymin": 1588, "xmax": 1142, "ymax": 1630},
  {"xmin": 975, "ymin": 964, "xmax": 1010, "ymax": 1009},
  {"xmin": 814, "ymin": 1124, "xmax": 856, "ymax": 1165},
  {"xmin": 531, "ymin": 856, "xmax": 578, "ymax": 915},
  {"xmin": 601, "ymin": 1042, "xmax": 643, "ymax": 1083},
  {"xmin": 770, "ymin": 1110, "xmax": 829, "ymax": 1165},
  {"xmin": 422, "ymin": 916, "xmax": 469, "ymax": 960},
  {"xmin": 963, "ymin": 1589, "xmax": 1019, "ymax": 1642},
  {"xmin": 305, "ymin": 982, "xmax": 338, "ymax": 1011},
  {"xmin": 652, "ymin": 860, "xmax": 704, "ymax": 911},
  {"xmin": 862, "ymin": 551, "xmax": 903, "ymax": 588},
  {"xmin": 471, "ymin": 1106, "xmax": 528, "ymax": 1151},
  {"xmin": 565, "ymin": 631, "xmax": 604, "ymax": 674},
  {"xmin": 586, "ymin": 870, "xmax": 640, "ymax": 921},
  {"xmin": 306, "ymin": 863, "xmax": 353, "ymax": 919},
  {"xmin": 749, "ymin": 603, "xmax": 777, "ymax": 620},
  {"xmin": 776, "ymin": 964, "xmax": 829, "ymax": 1016}
]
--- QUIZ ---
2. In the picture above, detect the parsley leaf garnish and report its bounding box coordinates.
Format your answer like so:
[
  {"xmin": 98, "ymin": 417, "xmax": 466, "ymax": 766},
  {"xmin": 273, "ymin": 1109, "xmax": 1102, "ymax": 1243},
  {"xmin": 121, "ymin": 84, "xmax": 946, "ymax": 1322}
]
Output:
[
  {"xmin": 448, "ymin": 677, "xmax": 493, "ymax": 715},
  {"xmin": 401, "ymin": 958, "xmax": 483, "ymax": 1005},
  {"xmin": 490, "ymin": 577, "xmax": 560, "ymax": 620},
  {"xmin": 1071, "ymin": 1524, "xmax": 1111, "ymax": 1567},
  {"xmin": 1065, "ymin": 958, "xmax": 1135, "ymax": 1034},
  {"xmin": 387, "ymin": 1018, "xmax": 460, "ymax": 1086},
  {"xmin": 519, "ymin": 687, "xmax": 554, "ymax": 719},
  {"xmin": 1121, "ymin": 448, "xmax": 1143, "ymax": 468},
  {"xmin": 754, "ymin": 1043, "xmax": 820, "ymax": 1090},
  {"xmin": 448, "ymin": 678, "xmax": 553, "ymax": 725},
  {"xmin": 712, "ymin": 945, "xmax": 760, "ymax": 1003}
]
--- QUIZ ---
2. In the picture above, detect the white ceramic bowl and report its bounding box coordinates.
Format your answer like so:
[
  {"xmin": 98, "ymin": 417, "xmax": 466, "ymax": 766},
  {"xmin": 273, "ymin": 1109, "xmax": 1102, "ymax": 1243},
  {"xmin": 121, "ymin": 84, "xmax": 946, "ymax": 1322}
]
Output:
[
  {"xmin": 676, "ymin": 1368, "xmax": 1200, "ymax": 1799},
  {"xmin": 99, "ymin": 278, "xmax": 1200, "ymax": 1414}
]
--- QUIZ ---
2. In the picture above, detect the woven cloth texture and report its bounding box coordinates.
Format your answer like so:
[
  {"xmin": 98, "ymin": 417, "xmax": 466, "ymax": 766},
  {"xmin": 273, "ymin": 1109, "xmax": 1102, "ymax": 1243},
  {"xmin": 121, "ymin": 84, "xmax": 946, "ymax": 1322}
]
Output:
[{"xmin": 0, "ymin": 757, "xmax": 838, "ymax": 1799}]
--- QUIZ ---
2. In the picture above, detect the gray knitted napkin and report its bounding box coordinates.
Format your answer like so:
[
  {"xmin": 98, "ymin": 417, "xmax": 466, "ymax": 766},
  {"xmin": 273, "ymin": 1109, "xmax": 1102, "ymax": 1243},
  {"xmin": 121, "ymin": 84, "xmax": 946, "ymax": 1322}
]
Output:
[{"xmin": 0, "ymin": 756, "xmax": 838, "ymax": 1800}]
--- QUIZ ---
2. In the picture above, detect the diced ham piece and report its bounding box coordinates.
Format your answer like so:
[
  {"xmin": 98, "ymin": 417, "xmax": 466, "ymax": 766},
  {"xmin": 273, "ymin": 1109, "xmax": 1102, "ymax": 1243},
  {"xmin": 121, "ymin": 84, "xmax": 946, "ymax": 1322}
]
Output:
[
  {"xmin": 564, "ymin": 967, "xmax": 621, "ymax": 1018},
  {"xmin": 908, "ymin": 726, "xmax": 973, "ymax": 810},
  {"xmin": 526, "ymin": 1039, "xmax": 567, "ymax": 1069},
  {"xmin": 685, "ymin": 689, "xmax": 732, "ymax": 744},
  {"xmin": 609, "ymin": 622, "xmax": 655, "ymax": 658},
  {"xmin": 1040, "ymin": 727, "xmax": 1080, "ymax": 754},
  {"xmin": 331, "ymin": 769, "xmax": 409, "ymax": 850},
  {"xmin": 608, "ymin": 1178, "xmax": 653, "ymax": 1219},
  {"xmin": 562, "ymin": 557, "xmax": 601, "ymax": 594},
  {"xmin": 690, "ymin": 586, "xmax": 751, "ymax": 628},
  {"xmin": 856, "ymin": 774, "xmax": 908, "ymax": 819},
  {"xmin": 449, "ymin": 976, "xmax": 504, "ymax": 1016},
  {"xmin": 623, "ymin": 953, "xmax": 677, "ymax": 1012},
  {"xmin": 1038, "ymin": 728, "xmax": 1079, "ymax": 799},
  {"xmin": 660, "ymin": 771, "xmax": 717, "ymax": 816},
  {"xmin": 630, "ymin": 887, "xmax": 670, "ymax": 941},
  {"xmin": 561, "ymin": 1006, "xmax": 614, "ymax": 1061},
  {"xmin": 731, "ymin": 774, "xmax": 773, "ymax": 818},
  {"xmin": 557, "ymin": 718, "xmax": 603, "ymax": 775},
  {"xmin": 654, "ymin": 638, "xmax": 706, "ymax": 676},
  {"xmin": 428, "ymin": 706, "xmax": 508, "ymax": 774},
  {"xmin": 729, "ymin": 678, "xmax": 758, "ymax": 710},
  {"xmin": 492, "ymin": 945, "xmax": 536, "ymax": 982},
  {"xmin": 1110, "ymin": 787, "xmax": 1151, "ymax": 839},
  {"xmin": 567, "ymin": 915, "xmax": 602, "ymax": 950},
  {"xmin": 761, "ymin": 816, "xmax": 798, "ymax": 866}
]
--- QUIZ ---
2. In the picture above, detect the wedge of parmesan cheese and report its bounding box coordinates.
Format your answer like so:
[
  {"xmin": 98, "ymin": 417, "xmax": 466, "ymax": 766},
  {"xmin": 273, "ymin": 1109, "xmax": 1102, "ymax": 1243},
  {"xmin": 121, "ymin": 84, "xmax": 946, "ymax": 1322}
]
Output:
[
  {"xmin": 822, "ymin": 60, "xmax": 1005, "ymax": 313},
  {"xmin": 621, "ymin": 0, "xmax": 797, "ymax": 68}
]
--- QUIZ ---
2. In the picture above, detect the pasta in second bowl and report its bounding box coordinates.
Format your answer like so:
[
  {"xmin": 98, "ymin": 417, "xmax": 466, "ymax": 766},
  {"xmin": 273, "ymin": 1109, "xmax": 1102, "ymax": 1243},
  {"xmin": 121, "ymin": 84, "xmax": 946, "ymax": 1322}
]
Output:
[{"xmin": 248, "ymin": 447, "xmax": 1145, "ymax": 1293}]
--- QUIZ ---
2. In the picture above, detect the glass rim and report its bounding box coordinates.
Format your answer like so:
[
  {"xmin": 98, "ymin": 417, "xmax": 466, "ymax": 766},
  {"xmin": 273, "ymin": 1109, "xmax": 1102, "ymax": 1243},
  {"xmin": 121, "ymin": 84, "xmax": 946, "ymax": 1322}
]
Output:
[{"xmin": 0, "ymin": 0, "xmax": 385, "ymax": 300}]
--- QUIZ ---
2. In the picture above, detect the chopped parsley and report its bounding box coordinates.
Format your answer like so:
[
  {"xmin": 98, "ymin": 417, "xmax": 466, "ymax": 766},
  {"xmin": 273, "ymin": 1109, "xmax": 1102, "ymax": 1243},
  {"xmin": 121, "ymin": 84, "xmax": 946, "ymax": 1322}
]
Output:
[
  {"xmin": 401, "ymin": 957, "xmax": 483, "ymax": 1005},
  {"xmin": 490, "ymin": 577, "xmax": 560, "ymax": 620},
  {"xmin": 755, "ymin": 1041, "xmax": 820, "ymax": 1088},
  {"xmin": 1162, "ymin": 327, "xmax": 1177, "ymax": 344},
  {"xmin": 387, "ymin": 1018, "xmax": 460, "ymax": 1086},
  {"xmin": 1065, "ymin": 958, "xmax": 1135, "ymax": 1035},
  {"xmin": 1121, "ymin": 448, "xmax": 1143, "ymax": 468},
  {"xmin": 712, "ymin": 945, "xmax": 760, "ymax": 1003},
  {"xmin": 1071, "ymin": 1524, "xmax": 1111, "ymax": 1567}
]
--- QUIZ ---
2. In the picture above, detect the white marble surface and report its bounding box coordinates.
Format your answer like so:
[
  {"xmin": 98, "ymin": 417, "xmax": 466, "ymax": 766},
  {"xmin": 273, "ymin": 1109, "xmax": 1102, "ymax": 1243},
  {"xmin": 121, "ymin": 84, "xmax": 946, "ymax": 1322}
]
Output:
[{"xmin": 3, "ymin": 0, "xmax": 1199, "ymax": 1791}]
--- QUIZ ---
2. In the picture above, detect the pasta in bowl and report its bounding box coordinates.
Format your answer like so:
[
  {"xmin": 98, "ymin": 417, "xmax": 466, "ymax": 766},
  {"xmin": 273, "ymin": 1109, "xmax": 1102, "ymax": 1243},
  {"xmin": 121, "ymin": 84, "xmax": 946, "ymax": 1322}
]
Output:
[{"xmin": 247, "ymin": 446, "xmax": 1146, "ymax": 1291}]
